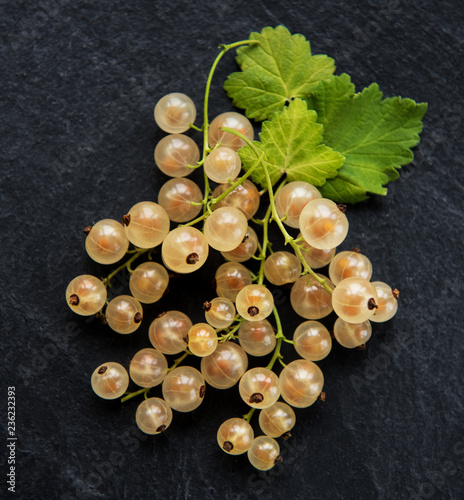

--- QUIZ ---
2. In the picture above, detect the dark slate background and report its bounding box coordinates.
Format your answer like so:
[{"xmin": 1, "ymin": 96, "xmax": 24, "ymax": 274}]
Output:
[{"xmin": 1, "ymin": 1, "xmax": 463, "ymax": 499}]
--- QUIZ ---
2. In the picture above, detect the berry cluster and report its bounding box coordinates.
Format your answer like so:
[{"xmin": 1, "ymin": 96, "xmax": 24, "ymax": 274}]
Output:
[{"xmin": 66, "ymin": 41, "xmax": 398, "ymax": 471}]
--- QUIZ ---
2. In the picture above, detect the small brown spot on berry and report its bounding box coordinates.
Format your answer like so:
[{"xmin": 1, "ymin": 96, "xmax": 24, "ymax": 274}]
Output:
[
  {"xmin": 69, "ymin": 294, "xmax": 79, "ymax": 306},
  {"xmin": 223, "ymin": 441, "xmax": 233, "ymax": 452},
  {"xmin": 249, "ymin": 393, "xmax": 263, "ymax": 404},
  {"xmin": 98, "ymin": 366, "xmax": 108, "ymax": 375},
  {"xmin": 156, "ymin": 425, "xmax": 166, "ymax": 433},
  {"xmin": 368, "ymin": 298, "xmax": 378, "ymax": 310},
  {"xmin": 122, "ymin": 214, "xmax": 131, "ymax": 226},
  {"xmin": 186, "ymin": 253, "xmax": 199, "ymax": 264},
  {"xmin": 248, "ymin": 306, "xmax": 259, "ymax": 317},
  {"xmin": 199, "ymin": 385, "xmax": 206, "ymax": 398},
  {"xmin": 134, "ymin": 312, "xmax": 143, "ymax": 323}
]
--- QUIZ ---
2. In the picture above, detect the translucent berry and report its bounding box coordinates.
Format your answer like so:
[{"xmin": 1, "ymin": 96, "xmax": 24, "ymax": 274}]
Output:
[
  {"xmin": 299, "ymin": 199, "xmax": 349, "ymax": 250},
  {"xmin": 259, "ymin": 402, "xmax": 296, "ymax": 438},
  {"xmin": 204, "ymin": 297, "xmax": 236, "ymax": 329},
  {"xmin": 212, "ymin": 179, "xmax": 260, "ymax": 219},
  {"xmin": 154, "ymin": 134, "xmax": 199, "ymax": 177},
  {"xmin": 297, "ymin": 232, "xmax": 336, "ymax": 269},
  {"xmin": 239, "ymin": 367, "xmax": 280, "ymax": 409},
  {"xmin": 201, "ymin": 342, "xmax": 248, "ymax": 389},
  {"xmin": 236, "ymin": 285, "xmax": 274, "ymax": 322},
  {"xmin": 129, "ymin": 348, "xmax": 168, "ymax": 388},
  {"xmin": 203, "ymin": 207, "xmax": 247, "ymax": 252},
  {"xmin": 161, "ymin": 227, "xmax": 209, "ymax": 273},
  {"xmin": 154, "ymin": 93, "xmax": 196, "ymax": 134},
  {"xmin": 66, "ymin": 275, "xmax": 107, "ymax": 316},
  {"xmin": 162, "ymin": 366, "xmax": 205, "ymax": 412},
  {"xmin": 136, "ymin": 397, "xmax": 173, "ymax": 435},
  {"xmin": 290, "ymin": 274, "xmax": 334, "ymax": 319},
  {"xmin": 204, "ymin": 146, "xmax": 241, "ymax": 183},
  {"xmin": 238, "ymin": 320, "xmax": 276, "ymax": 357},
  {"xmin": 187, "ymin": 323, "xmax": 218, "ymax": 357},
  {"xmin": 275, "ymin": 181, "xmax": 322, "ymax": 228},
  {"xmin": 334, "ymin": 318, "xmax": 372, "ymax": 348},
  {"xmin": 293, "ymin": 320, "xmax": 332, "ymax": 361},
  {"xmin": 208, "ymin": 112, "xmax": 254, "ymax": 151},
  {"xmin": 85, "ymin": 219, "xmax": 129, "ymax": 265},
  {"xmin": 129, "ymin": 262, "xmax": 169, "ymax": 304},
  {"xmin": 247, "ymin": 436, "xmax": 282, "ymax": 471},
  {"xmin": 123, "ymin": 201, "xmax": 170, "ymax": 249},
  {"xmin": 106, "ymin": 295, "xmax": 143, "ymax": 334},
  {"xmin": 217, "ymin": 418, "xmax": 254, "ymax": 455},
  {"xmin": 264, "ymin": 251, "xmax": 302, "ymax": 286},
  {"xmin": 279, "ymin": 359, "xmax": 324, "ymax": 408},
  {"xmin": 149, "ymin": 310, "xmax": 191, "ymax": 354},
  {"xmin": 371, "ymin": 282, "xmax": 398, "ymax": 323},
  {"xmin": 215, "ymin": 262, "xmax": 253, "ymax": 302},
  {"xmin": 221, "ymin": 226, "xmax": 259, "ymax": 263},
  {"xmin": 91, "ymin": 362, "xmax": 129, "ymax": 400},
  {"xmin": 157, "ymin": 178, "xmax": 202, "ymax": 223},
  {"xmin": 332, "ymin": 277, "xmax": 379, "ymax": 323},
  {"xmin": 329, "ymin": 250, "xmax": 373, "ymax": 286}
]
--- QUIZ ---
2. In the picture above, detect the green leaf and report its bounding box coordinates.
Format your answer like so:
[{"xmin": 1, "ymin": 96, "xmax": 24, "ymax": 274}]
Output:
[
  {"xmin": 238, "ymin": 99, "xmax": 345, "ymax": 189},
  {"xmin": 307, "ymin": 74, "xmax": 428, "ymax": 203},
  {"xmin": 224, "ymin": 26, "xmax": 335, "ymax": 121}
]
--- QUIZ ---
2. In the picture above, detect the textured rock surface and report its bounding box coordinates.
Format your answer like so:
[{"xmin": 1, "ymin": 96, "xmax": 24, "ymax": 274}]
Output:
[{"xmin": 1, "ymin": 1, "xmax": 463, "ymax": 499}]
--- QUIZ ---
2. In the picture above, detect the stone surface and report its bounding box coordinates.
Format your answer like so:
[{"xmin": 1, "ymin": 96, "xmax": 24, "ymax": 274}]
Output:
[{"xmin": 1, "ymin": 1, "xmax": 463, "ymax": 499}]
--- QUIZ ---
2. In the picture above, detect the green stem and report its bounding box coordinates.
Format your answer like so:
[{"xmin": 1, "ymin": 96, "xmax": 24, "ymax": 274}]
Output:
[
  {"xmin": 266, "ymin": 306, "xmax": 286, "ymax": 370},
  {"xmin": 242, "ymin": 407, "xmax": 256, "ymax": 423},
  {"xmin": 221, "ymin": 128, "xmax": 333, "ymax": 294},
  {"xmin": 167, "ymin": 350, "xmax": 190, "ymax": 373},
  {"xmin": 102, "ymin": 248, "xmax": 149, "ymax": 288},
  {"xmin": 181, "ymin": 155, "xmax": 262, "ymax": 228},
  {"xmin": 121, "ymin": 388, "xmax": 149, "ymax": 404},
  {"xmin": 257, "ymin": 204, "xmax": 272, "ymax": 285}
]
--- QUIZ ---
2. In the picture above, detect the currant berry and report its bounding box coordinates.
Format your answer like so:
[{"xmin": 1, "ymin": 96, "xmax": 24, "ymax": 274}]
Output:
[
  {"xmin": 217, "ymin": 418, "xmax": 254, "ymax": 455},
  {"xmin": 201, "ymin": 342, "xmax": 248, "ymax": 389},
  {"xmin": 149, "ymin": 310, "xmax": 191, "ymax": 355},
  {"xmin": 154, "ymin": 134, "xmax": 199, "ymax": 177},
  {"xmin": 236, "ymin": 285, "xmax": 274, "ymax": 322},
  {"xmin": 187, "ymin": 323, "xmax": 218, "ymax": 357},
  {"xmin": 293, "ymin": 321, "xmax": 332, "ymax": 361},
  {"xmin": 85, "ymin": 219, "xmax": 129, "ymax": 265},
  {"xmin": 275, "ymin": 181, "xmax": 321, "ymax": 228},
  {"xmin": 299, "ymin": 198, "xmax": 349, "ymax": 250},
  {"xmin": 238, "ymin": 320, "xmax": 276, "ymax": 357},
  {"xmin": 370, "ymin": 282, "xmax": 398, "ymax": 323},
  {"xmin": 157, "ymin": 178, "xmax": 202, "ymax": 223},
  {"xmin": 91, "ymin": 362, "xmax": 129, "ymax": 400},
  {"xmin": 279, "ymin": 359, "xmax": 324, "ymax": 408},
  {"xmin": 329, "ymin": 250, "xmax": 373, "ymax": 286},
  {"xmin": 203, "ymin": 207, "xmax": 247, "ymax": 252},
  {"xmin": 136, "ymin": 397, "xmax": 173, "ymax": 435},
  {"xmin": 239, "ymin": 367, "xmax": 280, "ymax": 409},
  {"xmin": 66, "ymin": 275, "xmax": 107, "ymax": 316},
  {"xmin": 161, "ymin": 227, "xmax": 209, "ymax": 273},
  {"xmin": 106, "ymin": 295, "xmax": 143, "ymax": 334},
  {"xmin": 129, "ymin": 262, "xmax": 169, "ymax": 304},
  {"xmin": 129, "ymin": 348, "xmax": 168, "ymax": 388},
  {"xmin": 162, "ymin": 366, "xmax": 205, "ymax": 412},
  {"xmin": 332, "ymin": 277, "xmax": 379, "ymax": 323},
  {"xmin": 264, "ymin": 251, "xmax": 302, "ymax": 286},
  {"xmin": 215, "ymin": 262, "xmax": 253, "ymax": 302},
  {"xmin": 290, "ymin": 274, "xmax": 334, "ymax": 319},
  {"xmin": 208, "ymin": 112, "xmax": 254, "ymax": 151},
  {"xmin": 154, "ymin": 93, "xmax": 196, "ymax": 133},
  {"xmin": 259, "ymin": 402, "xmax": 296, "ymax": 438},
  {"xmin": 334, "ymin": 318, "xmax": 372, "ymax": 348}
]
